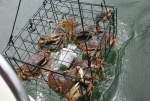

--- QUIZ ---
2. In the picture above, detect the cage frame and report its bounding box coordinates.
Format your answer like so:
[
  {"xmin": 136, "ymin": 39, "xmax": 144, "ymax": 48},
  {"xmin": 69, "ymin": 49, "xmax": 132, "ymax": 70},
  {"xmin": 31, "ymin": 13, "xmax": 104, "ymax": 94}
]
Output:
[{"xmin": 2, "ymin": 0, "xmax": 117, "ymax": 100}]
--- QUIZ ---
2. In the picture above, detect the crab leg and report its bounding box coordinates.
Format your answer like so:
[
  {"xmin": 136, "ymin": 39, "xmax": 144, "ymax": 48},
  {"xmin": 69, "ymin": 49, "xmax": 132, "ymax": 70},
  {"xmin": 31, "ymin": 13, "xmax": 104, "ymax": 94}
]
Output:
[
  {"xmin": 78, "ymin": 68, "xmax": 84, "ymax": 80},
  {"xmin": 70, "ymin": 82, "xmax": 80, "ymax": 96},
  {"xmin": 101, "ymin": 66, "xmax": 105, "ymax": 79}
]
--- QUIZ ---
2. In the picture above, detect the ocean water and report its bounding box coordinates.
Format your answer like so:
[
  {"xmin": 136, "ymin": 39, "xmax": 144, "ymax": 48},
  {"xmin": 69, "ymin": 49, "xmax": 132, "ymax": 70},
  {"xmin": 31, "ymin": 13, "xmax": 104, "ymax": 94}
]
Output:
[{"xmin": 0, "ymin": 0, "xmax": 150, "ymax": 101}]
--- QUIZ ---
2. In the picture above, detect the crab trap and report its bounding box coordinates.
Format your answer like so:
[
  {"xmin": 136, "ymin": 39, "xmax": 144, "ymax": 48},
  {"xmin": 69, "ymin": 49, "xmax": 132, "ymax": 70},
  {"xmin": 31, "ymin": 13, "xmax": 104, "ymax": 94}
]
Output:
[{"xmin": 2, "ymin": 0, "xmax": 117, "ymax": 101}]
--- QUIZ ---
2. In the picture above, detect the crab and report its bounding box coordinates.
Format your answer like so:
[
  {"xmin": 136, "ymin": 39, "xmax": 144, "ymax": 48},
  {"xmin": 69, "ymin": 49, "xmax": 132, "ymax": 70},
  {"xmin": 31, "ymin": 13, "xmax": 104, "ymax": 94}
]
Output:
[
  {"xmin": 17, "ymin": 50, "xmax": 51, "ymax": 80},
  {"xmin": 73, "ymin": 59, "xmax": 106, "ymax": 80},
  {"xmin": 96, "ymin": 8, "xmax": 113, "ymax": 23},
  {"xmin": 76, "ymin": 33, "xmax": 103, "ymax": 58},
  {"xmin": 68, "ymin": 65, "xmax": 99, "ymax": 84},
  {"xmin": 47, "ymin": 71, "xmax": 75, "ymax": 94},
  {"xmin": 60, "ymin": 17, "xmax": 102, "ymax": 43},
  {"xmin": 95, "ymin": 7, "xmax": 114, "ymax": 33},
  {"xmin": 77, "ymin": 32, "xmax": 117, "ymax": 58},
  {"xmin": 37, "ymin": 17, "xmax": 83, "ymax": 51},
  {"xmin": 37, "ymin": 25, "xmax": 67, "ymax": 51},
  {"xmin": 65, "ymin": 81, "xmax": 94, "ymax": 101},
  {"xmin": 46, "ymin": 58, "xmax": 107, "ymax": 101},
  {"xmin": 46, "ymin": 59, "xmax": 96, "ymax": 101},
  {"xmin": 46, "ymin": 56, "xmax": 77, "ymax": 94},
  {"xmin": 65, "ymin": 65, "xmax": 97, "ymax": 101}
]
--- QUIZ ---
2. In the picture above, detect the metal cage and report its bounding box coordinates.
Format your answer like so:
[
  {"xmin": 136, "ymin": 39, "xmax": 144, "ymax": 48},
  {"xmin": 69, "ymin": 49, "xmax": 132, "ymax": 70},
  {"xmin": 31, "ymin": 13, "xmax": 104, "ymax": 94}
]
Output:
[{"xmin": 2, "ymin": 0, "xmax": 117, "ymax": 101}]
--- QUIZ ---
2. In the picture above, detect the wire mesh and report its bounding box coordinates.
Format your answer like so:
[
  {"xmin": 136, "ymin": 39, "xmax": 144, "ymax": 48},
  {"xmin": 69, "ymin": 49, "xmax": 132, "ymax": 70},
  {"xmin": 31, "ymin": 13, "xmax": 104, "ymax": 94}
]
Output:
[{"xmin": 2, "ymin": 0, "xmax": 117, "ymax": 101}]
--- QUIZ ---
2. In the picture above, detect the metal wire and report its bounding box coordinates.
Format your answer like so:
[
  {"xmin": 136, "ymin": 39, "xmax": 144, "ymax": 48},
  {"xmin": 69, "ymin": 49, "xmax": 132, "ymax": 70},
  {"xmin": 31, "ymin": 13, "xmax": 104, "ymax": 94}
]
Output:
[{"xmin": 8, "ymin": 0, "xmax": 22, "ymax": 46}]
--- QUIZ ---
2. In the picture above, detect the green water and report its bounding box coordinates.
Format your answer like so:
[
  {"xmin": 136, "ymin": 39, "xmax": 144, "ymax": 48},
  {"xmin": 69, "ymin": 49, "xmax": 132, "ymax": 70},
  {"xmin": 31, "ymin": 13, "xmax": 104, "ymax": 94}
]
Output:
[
  {"xmin": 1, "ymin": 0, "xmax": 150, "ymax": 101},
  {"xmin": 104, "ymin": 0, "xmax": 150, "ymax": 101}
]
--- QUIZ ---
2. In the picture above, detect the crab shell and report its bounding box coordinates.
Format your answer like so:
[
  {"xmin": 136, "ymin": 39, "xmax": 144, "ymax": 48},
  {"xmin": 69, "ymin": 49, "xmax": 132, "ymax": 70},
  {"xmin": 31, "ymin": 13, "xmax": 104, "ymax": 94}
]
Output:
[
  {"xmin": 17, "ymin": 50, "xmax": 50, "ymax": 80},
  {"xmin": 37, "ymin": 25, "xmax": 67, "ymax": 51},
  {"xmin": 47, "ymin": 71, "xmax": 75, "ymax": 94},
  {"xmin": 76, "ymin": 34, "xmax": 102, "ymax": 58},
  {"xmin": 77, "ymin": 32, "xmax": 116, "ymax": 58}
]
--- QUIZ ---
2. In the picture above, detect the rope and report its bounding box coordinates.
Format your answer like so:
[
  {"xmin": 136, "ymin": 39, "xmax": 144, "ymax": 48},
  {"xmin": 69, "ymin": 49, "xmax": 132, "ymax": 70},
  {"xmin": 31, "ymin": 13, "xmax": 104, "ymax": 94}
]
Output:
[{"xmin": 7, "ymin": 0, "xmax": 22, "ymax": 45}]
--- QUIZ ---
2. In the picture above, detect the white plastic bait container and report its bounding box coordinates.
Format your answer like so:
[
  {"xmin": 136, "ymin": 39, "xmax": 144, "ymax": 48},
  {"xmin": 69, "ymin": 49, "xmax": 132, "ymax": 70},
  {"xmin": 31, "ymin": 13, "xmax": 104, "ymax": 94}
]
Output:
[{"xmin": 58, "ymin": 48, "xmax": 77, "ymax": 67}]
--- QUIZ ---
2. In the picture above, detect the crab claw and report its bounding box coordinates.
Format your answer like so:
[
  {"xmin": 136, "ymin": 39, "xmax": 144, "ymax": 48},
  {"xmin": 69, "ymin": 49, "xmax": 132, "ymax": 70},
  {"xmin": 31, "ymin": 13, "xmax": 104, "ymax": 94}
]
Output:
[
  {"xmin": 78, "ymin": 68, "xmax": 84, "ymax": 80},
  {"xmin": 67, "ymin": 81, "xmax": 95, "ymax": 101},
  {"xmin": 66, "ymin": 82, "xmax": 81, "ymax": 101},
  {"xmin": 67, "ymin": 90, "xmax": 81, "ymax": 101},
  {"xmin": 70, "ymin": 82, "xmax": 80, "ymax": 96},
  {"xmin": 72, "ymin": 90, "xmax": 81, "ymax": 101},
  {"xmin": 79, "ymin": 81, "xmax": 95, "ymax": 101}
]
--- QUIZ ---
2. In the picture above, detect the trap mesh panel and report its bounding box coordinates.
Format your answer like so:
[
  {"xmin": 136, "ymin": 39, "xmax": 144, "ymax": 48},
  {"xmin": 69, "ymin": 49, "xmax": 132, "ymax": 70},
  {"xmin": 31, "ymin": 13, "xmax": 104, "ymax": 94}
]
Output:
[{"xmin": 2, "ymin": 0, "xmax": 117, "ymax": 101}]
